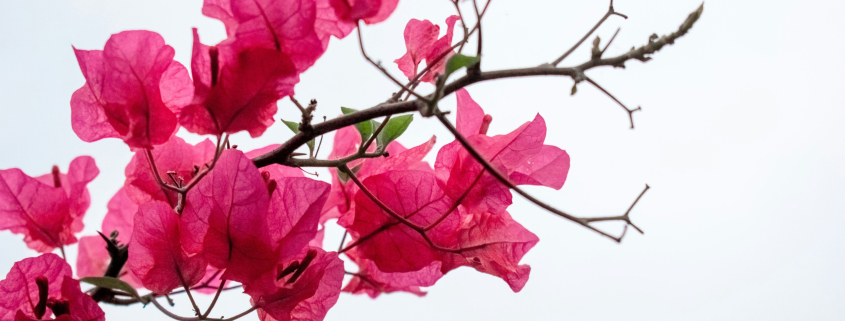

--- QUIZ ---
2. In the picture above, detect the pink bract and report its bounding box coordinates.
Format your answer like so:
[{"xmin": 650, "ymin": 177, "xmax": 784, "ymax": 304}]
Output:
[
  {"xmin": 347, "ymin": 168, "xmax": 539, "ymax": 292},
  {"xmin": 250, "ymin": 248, "xmax": 344, "ymax": 321},
  {"xmin": 124, "ymin": 135, "xmax": 215, "ymax": 206},
  {"xmin": 127, "ymin": 201, "xmax": 207, "ymax": 294},
  {"xmin": 0, "ymin": 254, "xmax": 72, "ymax": 320},
  {"xmin": 0, "ymin": 156, "xmax": 98, "ymax": 252},
  {"xmin": 71, "ymin": 30, "xmax": 192, "ymax": 149},
  {"xmin": 202, "ymin": 0, "xmax": 326, "ymax": 73},
  {"xmin": 342, "ymin": 248, "xmax": 442, "ymax": 298},
  {"xmin": 435, "ymin": 89, "xmax": 570, "ymax": 215},
  {"xmin": 180, "ymin": 29, "xmax": 296, "ymax": 138},
  {"xmin": 180, "ymin": 149, "xmax": 330, "ymax": 287},
  {"xmin": 395, "ymin": 16, "xmax": 460, "ymax": 83}
]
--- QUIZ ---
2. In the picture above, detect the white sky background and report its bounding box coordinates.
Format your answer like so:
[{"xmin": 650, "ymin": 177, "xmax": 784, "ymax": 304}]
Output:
[{"xmin": 1, "ymin": 0, "xmax": 843, "ymax": 320}]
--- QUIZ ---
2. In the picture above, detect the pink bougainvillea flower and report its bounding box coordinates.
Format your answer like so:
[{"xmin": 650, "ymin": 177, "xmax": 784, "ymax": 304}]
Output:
[
  {"xmin": 435, "ymin": 89, "xmax": 570, "ymax": 214},
  {"xmin": 33, "ymin": 156, "xmax": 99, "ymax": 237},
  {"xmin": 71, "ymin": 30, "xmax": 192, "ymax": 149},
  {"xmin": 0, "ymin": 254, "xmax": 71, "ymax": 320},
  {"xmin": 11, "ymin": 277, "xmax": 106, "ymax": 321},
  {"xmin": 181, "ymin": 149, "xmax": 330, "ymax": 287},
  {"xmin": 127, "ymin": 201, "xmax": 207, "ymax": 294},
  {"xmin": 180, "ymin": 30, "xmax": 297, "ymax": 138},
  {"xmin": 420, "ymin": 15, "xmax": 460, "ymax": 83},
  {"xmin": 321, "ymin": 125, "xmax": 435, "ymax": 230},
  {"xmin": 202, "ymin": 0, "xmax": 326, "ymax": 73},
  {"xmin": 347, "ymin": 169, "xmax": 539, "ymax": 292},
  {"xmin": 247, "ymin": 248, "xmax": 344, "ymax": 321},
  {"xmin": 1, "ymin": 254, "xmax": 104, "ymax": 321},
  {"xmin": 0, "ymin": 157, "xmax": 98, "ymax": 252},
  {"xmin": 124, "ymin": 135, "xmax": 215, "ymax": 206},
  {"xmin": 395, "ymin": 16, "xmax": 460, "ymax": 83},
  {"xmin": 342, "ymin": 248, "xmax": 442, "ymax": 298},
  {"xmin": 394, "ymin": 19, "xmax": 440, "ymax": 80},
  {"xmin": 328, "ymin": 0, "xmax": 399, "ymax": 25}
]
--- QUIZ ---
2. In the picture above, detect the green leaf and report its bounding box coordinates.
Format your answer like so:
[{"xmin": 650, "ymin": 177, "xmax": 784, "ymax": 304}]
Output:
[
  {"xmin": 377, "ymin": 114, "xmax": 413, "ymax": 147},
  {"xmin": 81, "ymin": 277, "xmax": 142, "ymax": 301},
  {"xmin": 281, "ymin": 119, "xmax": 315, "ymax": 154},
  {"xmin": 281, "ymin": 119, "xmax": 300, "ymax": 133},
  {"xmin": 337, "ymin": 168, "xmax": 349, "ymax": 183},
  {"xmin": 570, "ymin": 84, "xmax": 577, "ymax": 96},
  {"xmin": 337, "ymin": 163, "xmax": 362, "ymax": 184},
  {"xmin": 341, "ymin": 107, "xmax": 374, "ymax": 143},
  {"xmin": 445, "ymin": 54, "xmax": 480, "ymax": 77}
]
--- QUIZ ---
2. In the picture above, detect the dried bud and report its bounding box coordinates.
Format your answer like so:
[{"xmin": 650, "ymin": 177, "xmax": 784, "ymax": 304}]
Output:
[
  {"xmin": 51, "ymin": 165, "xmax": 61, "ymax": 188},
  {"xmin": 34, "ymin": 277, "xmax": 49, "ymax": 319},
  {"xmin": 209, "ymin": 46, "xmax": 219, "ymax": 87}
]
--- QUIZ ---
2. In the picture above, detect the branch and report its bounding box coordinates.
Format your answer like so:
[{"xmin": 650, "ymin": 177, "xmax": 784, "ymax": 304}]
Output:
[
  {"xmin": 356, "ymin": 22, "xmax": 429, "ymax": 102},
  {"xmin": 551, "ymin": 0, "xmax": 627, "ymax": 66},
  {"xmin": 253, "ymin": 3, "xmax": 703, "ymax": 169}
]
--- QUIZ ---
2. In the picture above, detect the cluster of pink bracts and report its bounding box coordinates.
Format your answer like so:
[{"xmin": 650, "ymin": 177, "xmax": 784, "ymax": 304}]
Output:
[{"xmin": 0, "ymin": 1, "xmax": 571, "ymax": 321}]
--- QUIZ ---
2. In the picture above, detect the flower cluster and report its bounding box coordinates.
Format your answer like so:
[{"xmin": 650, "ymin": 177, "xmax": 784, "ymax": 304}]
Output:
[{"xmin": 0, "ymin": 1, "xmax": 584, "ymax": 320}]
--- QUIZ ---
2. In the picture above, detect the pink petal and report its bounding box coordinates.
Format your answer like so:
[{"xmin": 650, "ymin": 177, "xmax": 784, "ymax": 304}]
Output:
[
  {"xmin": 160, "ymin": 61, "xmax": 194, "ymax": 112},
  {"xmin": 455, "ymin": 89, "xmax": 485, "ymax": 137},
  {"xmin": 268, "ymin": 177, "xmax": 330, "ymax": 260},
  {"xmin": 438, "ymin": 208, "xmax": 538, "ymax": 292},
  {"xmin": 101, "ymin": 187, "xmax": 139, "ymax": 244},
  {"xmin": 508, "ymin": 145, "xmax": 570, "ymax": 189},
  {"xmin": 0, "ymin": 168, "xmax": 74, "ymax": 252},
  {"xmin": 181, "ymin": 30, "xmax": 295, "ymax": 137},
  {"xmin": 394, "ymin": 19, "xmax": 440, "ymax": 79},
  {"xmin": 75, "ymin": 236, "xmax": 109, "ymax": 281},
  {"xmin": 421, "ymin": 15, "xmax": 460, "ymax": 83},
  {"xmin": 72, "ymin": 30, "xmax": 186, "ymax": 149},
  {"xmin": 70, "ymin": 49, "xmax": 120, "ymax": 143},
  {"xmin": 127, "ymin": 201, "xmax": 207, "ymax": 294},
  {"xmin": 349, "ymin": 170, "xmax": 452, "ymax": 272},
  {"xmin": 34, "ymin": 157, "xmax": 99, "ymax": 235},
  {"xmin": 252, "ymin": 248, "xmax": 344, "ymax": 321},
  {"xmin": 343, "ymin": 248, "xmax": 442, "ymax": 298},
  {"xmin": 226, "ymin": 0, "xmax": 326, "ymax": 72},
  {"xmin": 315, "ymin": 0, "xmax": 356, "ymax": 42},
  {"xmin": 180, "ymin": 149, "xmax": 276, "ymax": 285},
  {"xmin": 0, "ymin": 254, "xmax": 72, "ymax": 320},
  {"xmin": 58, "ymin": 276, "xmax": 106, "ymax": 321},
  {"xmin": 124, "ymin": 136, "xmax": 213, "ymax": 207}
]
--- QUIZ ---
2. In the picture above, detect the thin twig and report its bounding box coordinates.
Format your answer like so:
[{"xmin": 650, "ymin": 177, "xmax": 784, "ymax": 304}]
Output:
[
  {"xmin": 551, "ymin": 1, "xmax": 627, "ymax": 66},
  {"xmin": 601, "ymin": 27, "xmax": 621, "ymax": 56},
  {"xmin": 201, "ymin": 278, "xmax": 227, "ymax": 319},
  {"xmin": 583, "ymin": 76, "xmax": 641, "ymax": 129},
  {"xmin": 356, "ymin": 22, "xmax": 429, "ymax": 101},
  {"xmin": 433, "ymin": 111, "xmax": 644, "ymax": 242},
  {"xmin": 148, "ymin": 296, "xmax": 198, "ymax": 321},
  {"xmin": 362, "ymin": 115, "xmax": 391, "ymax": 152}
]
